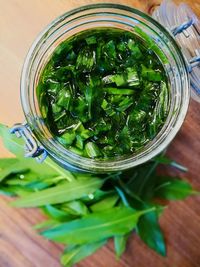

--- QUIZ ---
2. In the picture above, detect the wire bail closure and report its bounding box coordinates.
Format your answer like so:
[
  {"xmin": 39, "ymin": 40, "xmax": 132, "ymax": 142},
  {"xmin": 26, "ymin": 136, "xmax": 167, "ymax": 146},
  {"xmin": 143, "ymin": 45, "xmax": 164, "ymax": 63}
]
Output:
[
  {"xmin": 171, "ymin": 18, "xmax": 194, "ymax": 36},
  {"xmin": 189, "ymin": 50, "xmax": 200, "ymax": 70},
  {"xmin": 10, "ymin": 123, "xmax": 47, "ymax": 163},
  {"xmin": 152, "ymin": 0, "xmax": 200, "ymax": 102},
  {"xmin": 171, "ymin": 19, "xmax": 200, "ymax": 71}
]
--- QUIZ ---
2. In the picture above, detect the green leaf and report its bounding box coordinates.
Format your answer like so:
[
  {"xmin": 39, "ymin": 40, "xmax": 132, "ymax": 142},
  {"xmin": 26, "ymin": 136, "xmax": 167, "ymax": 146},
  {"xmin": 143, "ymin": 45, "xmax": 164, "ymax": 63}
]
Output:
[
  {"xmin": 154, "ymin": 177, "xmax": 196, "ymax": 200},
  {"xmin": 121, "ymin": 161, "xmax": 158, "ymax": 201},
  {"xmin": 42, "ymin": 207, "xmax": 154, "ymax": 244},
  {"xmin": 117, "ymin": 97, "xmax": 133, "ymax": 112},
  {"xmin": 61, "ymin": 200, "xmax": 89, "ymax": 216},
  {"xmin": 34, "ymin": 219, "xmax": 59, "ymax": 230},
  {"xmin": 114, "ymin": 234, "xmax": 129, "ymax": 258},
  {"xmin": 153, "ymin": 155, "xmax": 188, "ymax": 172},
  {"xmin": 0, "ymin": 186, "xmax": 19, "ymax": 197},
  {"xmin": 21, "ymin": 180, "xmax": 51, "ymax": 191},
  {"xmin": 76, "ymin": 47, "xmax": 95, "ymax": 72},
  {"xmin": 68, "ymin": 146, "xmax": 84, "ymax": 156},
  {"xmin": 61, "ymin": 240, "xmax": 106, "ymax": 267},
  {"xmin": 0, "ymin": 182, "xmax": 32, "ymax": 196},
  {"xmin": 81, "ymin": 189, "xmax": 115, "ymax": 204},
  {"xmin": 58, "ymin": 131, "xmax": 76, "ymax": 146},
  {"xmin": 127, "ymin": 40, "xmax": 142, "ymax": 59},
  {"xmin": 85, "ymin": 142, "xmax": 102, "ymax": 158},
  {"xmin": 56, "ymin": 88, "xmax": 71, "ymax": 109},
  {"xmin": 103, "ymin": 73, "xmax": 126, "ymax": 87},
  {"xmin": 0, "ymin": 158, "xmax": 19, "ymax": 169},
  {"xmin": 90, "ymin": 195, "xmax": 119, "ymax": 212},
  {"xmin": 86, "ymin": 36, "xmax": 97, "ymax": 45},
  {"xmin": 44, "ymin": 158, "xmax": 76, "ymax": 182},
  {"xmin": 0, "ymin": 124, "xmax": 76, "ymax": 182},
  {"xmin": 0, "ymin": 158, "xmax": 25, "ymax": 182},
  {"xmin": 2, "ymin": 158, "xmax": 57, "ymax": 181},
  {"xmin": 115, "ymin": 187, "xmax": 130, "ymax": 207},
  {"xmin": 141, "ymin": 65, "xmax": 162, "ymax": 82},
  {"xmin": 75, "ymin": 135, "xmax": 84, "ymax": 150},
  {"xmin": 136, "ymin": 209, "xmax": 166, "ymax": 256},
  {"xmin": 103, "ymin": 40, "xmax": 117, "ymax": 59},
  {"xmin": 0, "ymin": 127, "xmax": 58, "ymax": 181},
  {"xmin": 105, "ymin": 88, "xmax": 135, "ymax": 95},
  {"xmin": 12, "ymin": 177, "xmax": 104, "ymax": 207},
  {"xmin": 42, "ymin": 205, "xmax": 74, "ymax": 221},
  {"xmin": 0, "ymin": 124, "xmax": 24, "ymax": 157}
]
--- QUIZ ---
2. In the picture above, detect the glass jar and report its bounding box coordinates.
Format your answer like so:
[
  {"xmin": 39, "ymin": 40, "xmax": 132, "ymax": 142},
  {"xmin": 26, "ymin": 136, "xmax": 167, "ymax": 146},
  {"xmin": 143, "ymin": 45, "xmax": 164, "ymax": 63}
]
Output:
[{"xmin": 15, "ymin": 4, "xmax": 190, "ymax": 173}]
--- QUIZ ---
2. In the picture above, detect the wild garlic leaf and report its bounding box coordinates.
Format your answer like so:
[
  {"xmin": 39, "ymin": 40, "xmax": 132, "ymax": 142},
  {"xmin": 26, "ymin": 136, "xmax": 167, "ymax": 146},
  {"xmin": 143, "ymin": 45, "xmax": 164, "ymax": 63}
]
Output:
[
  {"xmin": 3, "ymin": 170, "xmax": 60, "ymax": 193},
  {"xmin": 0, "ymin": 124, "xmax": 76, "ymax": 181},
  {"xmin": 0, "ymin": 124, "xmax": 24, "ymax": 157},
  {"xmin": 136, "ymin": 209, "xmax": 166, "ymax": 256},
  {"xmin": 0, "ymin": 185, "xmax": 32, "ymax": 197},
  {"xmin": 4, "ymin": 160, "xmax": 59, "ymax": 182},
  {"xmin": 0, "ymin": 125, "xmax": 55, "ymax": 176},
  {"xmin": 0, "ymin": 186, "xmax": 19, "ymax": 197},
  {"xmin": 153, "ymin": 155, "xmax": 188, "ymax": 172},
  {"xmin": 120, "ymin": 161, "xmax": 158, "ymax": 202},
  {"xmin": 90, "ymin": 194, "xmax": 119, "ymax": 212},
  {"xmin": 12, "ymin": 177, "xmax": 104, "ymax": 207},
  {"xmin": 3, "ymin": 158, "xmax": 57, "ymax": 180},
  {"xmin": 0, "ymin": 158, "xmax": 19, "ymax": 170},
  {"xmin": 0, "ymin": 122, "xmax": 198, "ymax": 264},
  {"xmin": 61, "ymin": 240, "xmax": 107, "ymax": 267},
  {"xmin": 34, "ymin": 219, "xmax": 60, "ymax": 230},
  {"xmin": 42, "ymin": 205, "xmax": 75, "ymax": 222},
  {"xmin": 42, "ymin": 207, "xmax": 154, "ymax": 244},
  {"xmin": 115, "ymin": 187, "xmax": 130, "ymax": 207},
  {"xmin": 44, "ymin": 158, "xmax": 76, "ymax": 182},
  {"xmin": 154, "ymin": 177, "xmax": 197, "ymax": 200},
  {"xmin": 81, "ymin": 189, "xmax": 116, "ymax": 204},
  {"xmin": 61, "ymin": 200, "xmax": 89, "ymax": 216},
  {"xmin": 6, "ymin": 177, "xmax": 36, "ymax": 186},
  {"xmin": 0, "ymin": 158, "xmax": 25, "ymax": 182},
  {"xmin": 114, "ymin": 234, "xmax": 130, "ymax": 258}
]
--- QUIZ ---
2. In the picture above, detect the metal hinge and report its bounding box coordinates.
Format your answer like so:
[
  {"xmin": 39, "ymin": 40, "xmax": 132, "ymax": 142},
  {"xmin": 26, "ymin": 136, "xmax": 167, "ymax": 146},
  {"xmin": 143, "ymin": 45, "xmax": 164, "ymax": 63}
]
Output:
[
  {"xmin": 10, "ymin": 123, "xmax": 47, "ymax": 163},
  {"xmin": 171, "ymin": 18, "xmax": 195, "ymax": 37},
  {"xmin": 189, "ymin": 49, "xmax": 200, "ymax": 70},
  {"xmin": 171, "ymin": 19, "xmax": 200, "ymax": 71}
]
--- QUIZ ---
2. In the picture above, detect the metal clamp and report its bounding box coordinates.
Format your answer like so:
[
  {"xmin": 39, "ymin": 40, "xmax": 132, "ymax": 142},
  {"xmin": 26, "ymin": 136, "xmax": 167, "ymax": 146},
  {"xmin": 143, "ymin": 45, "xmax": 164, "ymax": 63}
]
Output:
[
  {"xmin": 189, "ymin": 50, "xmax": 200, "ymax": 70},
  {"xmin": 10, "ymin": 123, "xmax": 47, "ymax": 163},
  {"xmin": 171, "ymin": 19, "xmax": 200, "ymax": 71},
  {"xmin": 171, "ymin": 18, "xmax": 195, "ymax": 37}
]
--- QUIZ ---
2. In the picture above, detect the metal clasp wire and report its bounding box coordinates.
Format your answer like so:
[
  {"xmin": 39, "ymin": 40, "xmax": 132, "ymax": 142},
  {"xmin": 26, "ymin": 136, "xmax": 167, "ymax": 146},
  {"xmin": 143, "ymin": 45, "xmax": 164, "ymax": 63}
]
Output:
[
  {"xmin": 189, "ymin": 50, "xmax": 200, "ymax": 70},
  {"xmin": 10, "ymin": 123, "xmax": 47, "ymax": 163},
  {"xmin": 171, "ymin": 19, "xmax": 200, "ymax": 71},
  {"xmin": 171, "ymin": 18, "xmax": 195, "ymax": 36}
]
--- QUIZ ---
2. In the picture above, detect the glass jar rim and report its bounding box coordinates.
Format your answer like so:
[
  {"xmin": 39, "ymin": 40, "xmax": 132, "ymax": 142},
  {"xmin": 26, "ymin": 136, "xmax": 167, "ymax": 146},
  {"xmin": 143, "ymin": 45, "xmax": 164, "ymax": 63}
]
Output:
[{"xmin": 21, "ymin": 3, "xmax": 190, "ymax": 172}]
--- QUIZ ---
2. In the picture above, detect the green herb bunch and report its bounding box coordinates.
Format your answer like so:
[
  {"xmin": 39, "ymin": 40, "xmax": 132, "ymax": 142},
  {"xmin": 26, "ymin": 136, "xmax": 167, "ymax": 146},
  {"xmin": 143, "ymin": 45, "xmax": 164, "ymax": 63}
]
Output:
[
  {"xmin": 38, "ymin": 27, "xmax": 169, "ymax": 159},
  {"xmin": 0, "ymin": 124, "xmax": 198, "ymax": 267}
]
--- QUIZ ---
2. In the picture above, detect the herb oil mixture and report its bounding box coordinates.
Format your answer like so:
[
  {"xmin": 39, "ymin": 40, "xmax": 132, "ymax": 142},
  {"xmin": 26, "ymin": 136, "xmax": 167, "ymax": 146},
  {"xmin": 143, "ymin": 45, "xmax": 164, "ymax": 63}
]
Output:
[{"xmin": 37, "ymin": 28, "xmax": 169, "ymax": 159}]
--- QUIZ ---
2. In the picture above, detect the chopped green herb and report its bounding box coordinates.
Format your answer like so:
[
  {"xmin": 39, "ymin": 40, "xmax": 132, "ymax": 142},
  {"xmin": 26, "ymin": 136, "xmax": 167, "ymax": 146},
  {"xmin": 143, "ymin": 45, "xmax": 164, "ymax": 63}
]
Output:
[
  {"xmin": 37, "ymin": 28, "xmax": 169, "ymax": 159},
  {"xmin": 85, "ymin": 142, "xmax": 102, "ymax": 159}
]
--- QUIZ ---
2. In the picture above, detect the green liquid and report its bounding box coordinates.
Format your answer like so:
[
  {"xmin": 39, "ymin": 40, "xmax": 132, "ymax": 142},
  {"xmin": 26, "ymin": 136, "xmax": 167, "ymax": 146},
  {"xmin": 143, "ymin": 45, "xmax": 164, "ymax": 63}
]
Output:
[{"xmin": 37, "ymin": 28, "xmax": 169, "ymax": 159}]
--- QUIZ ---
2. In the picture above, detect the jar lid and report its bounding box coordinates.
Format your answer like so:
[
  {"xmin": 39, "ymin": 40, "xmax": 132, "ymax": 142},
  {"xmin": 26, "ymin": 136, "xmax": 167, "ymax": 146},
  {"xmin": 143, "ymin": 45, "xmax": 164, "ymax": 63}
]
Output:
[{"xmin": 152, "ymin": 0, "xmax": 200, "ymax": 102}]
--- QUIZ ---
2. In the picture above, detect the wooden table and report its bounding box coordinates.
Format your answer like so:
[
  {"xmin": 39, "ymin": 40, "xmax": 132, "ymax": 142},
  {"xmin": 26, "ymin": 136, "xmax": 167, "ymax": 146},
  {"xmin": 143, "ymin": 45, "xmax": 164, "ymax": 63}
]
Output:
[{"xmin": 0, "ymin": 1, "xmax": 200, "ymax": 266}]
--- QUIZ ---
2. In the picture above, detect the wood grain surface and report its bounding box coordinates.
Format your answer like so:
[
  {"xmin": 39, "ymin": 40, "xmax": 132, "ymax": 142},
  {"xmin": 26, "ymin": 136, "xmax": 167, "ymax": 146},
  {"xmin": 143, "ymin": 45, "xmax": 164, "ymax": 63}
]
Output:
[{"xmin": 0, "ymin": 1, "xmax": 200, "ymax": 267}]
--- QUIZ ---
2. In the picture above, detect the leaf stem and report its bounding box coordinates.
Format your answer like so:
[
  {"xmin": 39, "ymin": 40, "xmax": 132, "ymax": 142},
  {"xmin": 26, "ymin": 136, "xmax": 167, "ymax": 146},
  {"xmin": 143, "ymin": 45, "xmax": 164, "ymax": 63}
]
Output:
[{"xmin": 115, "ymin": 186, "xmax": 129, "ymax": 207}]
